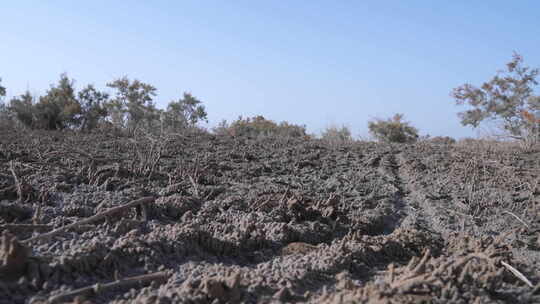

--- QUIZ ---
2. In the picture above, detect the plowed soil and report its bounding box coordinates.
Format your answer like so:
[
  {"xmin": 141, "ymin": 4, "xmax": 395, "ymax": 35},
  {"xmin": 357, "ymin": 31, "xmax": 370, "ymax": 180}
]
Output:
[{"xmin": 0, "ymin": 130, "xmax": 539, "ymax": 303}]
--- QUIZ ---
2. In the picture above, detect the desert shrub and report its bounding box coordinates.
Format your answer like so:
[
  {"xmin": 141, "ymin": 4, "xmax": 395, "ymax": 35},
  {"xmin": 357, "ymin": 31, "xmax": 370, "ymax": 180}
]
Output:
[
  {"xmin": 162, "ymin": 92, "xmax": 208, "ymax": 131},
  {"xmin": 9, "ymin": 76, "xmax": 112, "ymax": 132},
  {"xmin": 33, "ymin": 74, "xmax": 82, "ymax": 130},
  {"xmin": 0, "ymin": 79, "xmax": 9, "ymax": 126},
  {"xmin": 78, "ymin": 85, "xmax": 109, "ymax": 132},
  {"xmin": 183, "ymin": 125, "xmax": 212, "ymax": 137},
  {"xmin": 0, "ymin": 101, "xmax": 7, "ymax": 118},
  {"xmin": 9, "ymin": 91, "xmax": 36, "ymax": 128},
  {"xmin": 428, "ymin": 136, "xmax": 456, "ymax": 145},
  {"xmin": 0, "ymin": 78, "xmax": 5, "ymax": 98},
  {"xmin": 276, "ymin": 121, "xmax": 309, "ymax": 138},
  {"xmin": 452, "ymin": 53, "xmax": 540, "ymax": 149},
  {"xmin": 455, "ymin": 137, "xmax": 520, "ymax": 151},
  {"xmin": 212, "ymin": 119, "xmax": 230, "ymax": 136},
  {"xmin": 106, "ymin": 77, "xmax": 158, "ymax": 133},
  {"xmin": 321, "ymin": 125, "xmax": 353, "ymax": 144},
  {"xmin": 229, "ymin": 115, "xmax": 275, "ymax": 137},
  {"xmin": 0, "ymin": 104, "xmax": 13, "ymax": 130},
  {"xmin": 224, "ymin": 115, "xmax": 307, "ymax": 138},
  {"xmin": 5, "ymin": 74, "xmax": 209, "ymax": 135},
  {"xmin": 368, "ymin": 113, "xmax": 419, "ymax": 143},
  {"xmin": 0, "ymin": 102, "xmax": 11, "ymax": 129},
  {"xmin": 1, "ymin": 101, "xmax": 20, "ymax": 129}
]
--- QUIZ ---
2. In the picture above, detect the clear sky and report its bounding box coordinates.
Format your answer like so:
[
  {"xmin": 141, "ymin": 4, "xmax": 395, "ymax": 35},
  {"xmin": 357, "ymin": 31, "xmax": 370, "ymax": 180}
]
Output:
[{"xmin": 1, "ymin": 1, "xmax": 539, "ymax": 138}]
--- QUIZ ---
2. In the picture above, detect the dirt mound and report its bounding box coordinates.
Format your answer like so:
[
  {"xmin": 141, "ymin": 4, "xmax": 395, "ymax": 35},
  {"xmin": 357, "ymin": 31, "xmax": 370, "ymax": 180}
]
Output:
[{"xmin": 0, "ymin": 131, "xmax": 538, "ymax": 303}]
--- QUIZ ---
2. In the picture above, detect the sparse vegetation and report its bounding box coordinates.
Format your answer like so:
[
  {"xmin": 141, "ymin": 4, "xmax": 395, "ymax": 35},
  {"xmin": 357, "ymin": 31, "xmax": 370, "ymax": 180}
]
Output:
[
  {"xmin": 426, "ymin": 136, "xmax": 456, "ymax": 145},
  {"xmin": 35, "ymin": 74, "xmax": 82, "ymax": 130},
  {"xmin": 368, "ymin": 113, "xmax": 419, "ymax": 143},
  {"xmin": 1, "ymin": 127, "xmax": 537, "ymax": 303},
  {"xmin": 452, "ymin": 53, "xmax": 540, "ymax": 149},
  {"xmin": 1, "ymin": 65, "xmax": 540, "ymax": 304},
  {"xmin": 4, "ymin": 4, "xmax": 540, "ymax": 302},
  {"xmin": 0, "ymin": 78, "xmax": 10, "ymax": 127},
  {"xmin": 220, "ymin": 115, "xmax": 308, "ymax": 138},
  {"xmin": 8, "ymin": 91, "xmax": 36, "ymax": 128},
  {"xmin": 78, "ymin": 85, "xmax": 109, "ymax": 132},
  {"xmin": 321, "ymin": 125, "xmax": 353, "ymax": 144},
  {"xmin": 7, "ymin": 75, "xmax": 83, "ymax": 130},
  {"xmin": 162, "ymin": 92, "xmax": 208, "ymax": 131},
  {"xmin": 0, "ymin": 78, "xmax": 5, "ymax": 98},
  {"xmin": 1, "ymin": 75, "xmax": 210, "ymax": 135},
  {"xmin": 106, "ymin": 77, "xmax": 159, "ymax": 133},
  {"xmin": 211, "ymin": 119, "xmax": 230, "ymax": 136}
]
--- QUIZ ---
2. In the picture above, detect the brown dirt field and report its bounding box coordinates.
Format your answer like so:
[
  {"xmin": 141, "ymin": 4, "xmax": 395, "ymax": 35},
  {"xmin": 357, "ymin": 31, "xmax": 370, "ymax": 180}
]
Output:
[{"xmin": 0, "ymin": 129, "xmax": 539, "ymax": 303}]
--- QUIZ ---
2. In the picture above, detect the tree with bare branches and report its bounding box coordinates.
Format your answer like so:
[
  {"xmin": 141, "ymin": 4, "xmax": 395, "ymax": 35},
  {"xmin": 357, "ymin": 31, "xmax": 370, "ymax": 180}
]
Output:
[{"xmin": 452, "ymin": 53, "xmax": 540, "ymax": 148}]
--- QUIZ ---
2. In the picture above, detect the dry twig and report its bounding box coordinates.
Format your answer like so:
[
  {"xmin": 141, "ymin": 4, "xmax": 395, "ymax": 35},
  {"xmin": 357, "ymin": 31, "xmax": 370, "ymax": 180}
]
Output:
[
  {"xmin": 22, "ymin": 196, "xmax": 155, "ymax": 244},
  {"xmin": 8, "ymin": 161, "xmax": 22, "ymax": 202},
  {"xmin": 501, "ymin": 261, "xmax": 533, "ymax": 288},
  {"xmin": 502, "ymin": 210, "xmax": 530, "ymax": 230},
  {"xmin": 254, "ymin": 194, "xmax": 275, "ymax": 211},
  {"xmin": 189, "ymin": 175, "xmax": 199, "ymax": 198},
  {"xmin": 48, "ymin": 270, "xmax": 170, "ymax": 303}
]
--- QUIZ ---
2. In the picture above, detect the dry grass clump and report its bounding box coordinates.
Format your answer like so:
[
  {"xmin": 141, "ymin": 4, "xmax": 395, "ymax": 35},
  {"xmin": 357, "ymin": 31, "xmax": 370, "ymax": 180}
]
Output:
[
  {"xmin": 317, "ymin": 233, "xmax": 536, "ymax": 303},
  {"xmin": 426, "ymin": 136, "xmax": 456, "ymax": 145},
  {"xmin": 321, "ymin": 125, "xmax": 354, "ymax": 147}
]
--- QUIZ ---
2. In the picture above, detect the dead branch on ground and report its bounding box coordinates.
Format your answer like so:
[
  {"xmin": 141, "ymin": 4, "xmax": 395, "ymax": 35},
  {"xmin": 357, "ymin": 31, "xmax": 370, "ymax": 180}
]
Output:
[
  {"xmin": 22, "ymin": 196, "xmax": 155, "ymax": 244},
  {"xmin": 48, "ymin": 270, "xmax": 170, "ymax": 303}
]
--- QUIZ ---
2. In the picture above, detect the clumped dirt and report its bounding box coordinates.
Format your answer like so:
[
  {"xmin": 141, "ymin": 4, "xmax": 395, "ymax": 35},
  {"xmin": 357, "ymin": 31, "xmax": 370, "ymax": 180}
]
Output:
[{"xmin": 0, "ymin": 129, "xmax": 539, "ymax": 303}]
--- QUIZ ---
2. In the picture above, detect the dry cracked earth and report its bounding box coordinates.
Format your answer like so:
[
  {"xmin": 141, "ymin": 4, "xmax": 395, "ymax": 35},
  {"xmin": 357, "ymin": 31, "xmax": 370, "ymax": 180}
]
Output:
[{"xmin": 0, "ymin": 129, "xmax": 539, "ymax": 303}]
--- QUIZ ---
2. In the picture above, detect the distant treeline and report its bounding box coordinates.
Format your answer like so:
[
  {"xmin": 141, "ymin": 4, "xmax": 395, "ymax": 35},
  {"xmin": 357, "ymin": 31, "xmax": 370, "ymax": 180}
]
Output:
[
  {"xmin": 0, "ymin": 74, "xmax": 207, "ymax": 134},
  {"xmin": 3, "ymin": 53, "xmax": 537, "ymax": 147}
]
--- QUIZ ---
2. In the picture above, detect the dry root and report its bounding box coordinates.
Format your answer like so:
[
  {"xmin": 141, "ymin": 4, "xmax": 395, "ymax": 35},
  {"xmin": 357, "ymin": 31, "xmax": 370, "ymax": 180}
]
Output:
[{"xmin": 0, "ymin": 231, "xmax": 30, "ymax": 281}]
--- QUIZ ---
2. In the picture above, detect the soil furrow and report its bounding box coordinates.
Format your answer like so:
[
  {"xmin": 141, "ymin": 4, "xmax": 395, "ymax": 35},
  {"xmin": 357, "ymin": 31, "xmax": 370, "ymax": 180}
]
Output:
[{"xmin": 0, "ymin": 132, "xmax": 538, "ymax": 303}]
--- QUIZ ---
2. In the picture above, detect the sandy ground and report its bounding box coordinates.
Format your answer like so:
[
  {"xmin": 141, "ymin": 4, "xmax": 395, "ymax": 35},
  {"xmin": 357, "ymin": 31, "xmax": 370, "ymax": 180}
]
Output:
[{"xmin": 0, "ymin": 130, "xmax": 539, "ymax": 303}]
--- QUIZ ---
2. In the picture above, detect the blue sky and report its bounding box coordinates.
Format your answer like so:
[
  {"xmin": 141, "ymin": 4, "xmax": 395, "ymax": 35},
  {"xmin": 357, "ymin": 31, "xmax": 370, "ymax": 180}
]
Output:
[{"xmin": 1, "ymin": 1, "xmax": 539, "ymax": 138}]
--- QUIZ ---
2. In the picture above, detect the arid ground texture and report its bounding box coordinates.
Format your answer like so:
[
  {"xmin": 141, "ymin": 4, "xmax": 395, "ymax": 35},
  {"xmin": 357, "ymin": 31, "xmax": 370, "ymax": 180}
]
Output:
[{"xmin": 1, "ymin": 130, "xmax": 539, "ymax": 303}]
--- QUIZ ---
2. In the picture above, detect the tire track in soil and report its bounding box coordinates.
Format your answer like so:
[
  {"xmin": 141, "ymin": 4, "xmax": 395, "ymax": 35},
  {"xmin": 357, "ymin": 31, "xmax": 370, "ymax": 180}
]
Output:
[
  {"xmin": 373, "ymin": 148, "xmax": 445, "ymax": 238},
  {"xmin": 373, "ymin": 149, "xmax": 416, "ymax": 234},
  {"xmin": 393, "ymin": 150, "xmax": 456, "ymax": 239}
]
